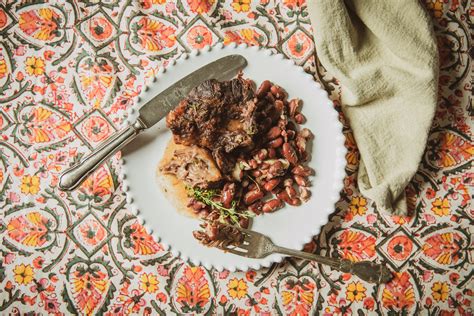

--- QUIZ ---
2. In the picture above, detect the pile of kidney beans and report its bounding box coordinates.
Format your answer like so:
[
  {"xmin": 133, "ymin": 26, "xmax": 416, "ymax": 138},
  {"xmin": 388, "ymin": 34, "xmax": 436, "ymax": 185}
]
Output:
[{"xmin": 191, "ymin": 79, "xmax": 314, "ymax": 244}]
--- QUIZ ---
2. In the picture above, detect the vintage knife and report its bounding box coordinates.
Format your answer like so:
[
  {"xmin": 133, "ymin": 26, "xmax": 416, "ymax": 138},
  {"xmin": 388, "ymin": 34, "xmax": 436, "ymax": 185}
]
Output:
[{"xmin": 59, "ymin": 55, "xmax": 247, "ymax": 191}]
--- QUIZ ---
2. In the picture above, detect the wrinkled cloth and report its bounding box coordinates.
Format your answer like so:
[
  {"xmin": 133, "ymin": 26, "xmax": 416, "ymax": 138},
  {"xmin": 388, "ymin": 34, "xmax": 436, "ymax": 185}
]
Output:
[{"xmin": 308, "ymin": 0, "xmax": 439, "ymax": 214}]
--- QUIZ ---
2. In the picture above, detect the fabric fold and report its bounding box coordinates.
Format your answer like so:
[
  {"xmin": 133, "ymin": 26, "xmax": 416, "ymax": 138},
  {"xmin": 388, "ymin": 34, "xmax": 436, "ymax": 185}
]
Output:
[{"xmin": 307, "ymin": 0, "xmax": 439, "ymax": 214}]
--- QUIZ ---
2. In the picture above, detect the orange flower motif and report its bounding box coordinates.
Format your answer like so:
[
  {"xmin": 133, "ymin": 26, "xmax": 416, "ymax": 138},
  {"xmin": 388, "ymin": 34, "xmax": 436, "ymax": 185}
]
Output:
[
  {"xmin": 19, "ymin": 8, "xmax": 61, "ymax": 41},
  {"xmin": 140, "ymin": 273, "xmax": 159, "ymax": 293},
  {"xmin": 425, "ymin": 0, "xmax": 444, "ymax": 19},
  {"xmin": 25, "ymin": 57, "xmax": 45, "ymax": 76},
  {"xmin": 346, "ymin": 282, "xmax": 366, "ymax": 302},
  {"xmin": 135, "ymin": 17, "xmax": 176, "ymax": 52},
  {"xmin": 283, "ymin": 0, "xmax": 305, "ymax": 9},
  {"xmin": 228, "ymin": 278, "xmax": 247, "ymax": 299},
  {"xmin": 14, "ymin": 264, "xmax": 34, "ymax": 285},
  {"xmin": 7, "ymin": 212, "xmax": 50, "ymax": 247},
  {"xmin": 231, "ymin": 0, "xmax": 251, "ymax": 13},
  {"xmin": 281, "ymin": 278, "xmax": 315, "ymax": 316},
  {"xmin": 387, "ymin": 235, "xmax": 413, "ymax": 261},
  {"xmin": 187, "ymin": 0, "xmax": 216, "ymax": 14},
  {"xmin": 176, "ymin": 266, "xmax": 211, "ymax": 312},
  {"xmin": 0, "ymin": 58, "xmax": 7, "ymax": 79},
  {"xmin": 224, "ymin": 28, "xmax": 264, "ymax": 46},
  {"xmin": 348, "ymin": 196, "xmax": 368, "ymax": 217},
  {"xmin": 125, "ymin": 222, "xmax": 163, "ymax": 255},
  {"xmin": 382, "ymin": 272, "xmax": 415, "ymax": 310},
  {"xmin": 434, "ymin": 132, "xmax": 474, "ymax": 168},
  {"xmin": 82, "ymin": 116, "xmax": 111, "ymax": 143},
  {"xmin": 88, "ymin": 16, "xmax": 113, "ymax": 42},
  {"xmin": 79, "ymin": 217, "xmax": 107, "ymax": 246},
  {"xmin": 21, "ymin": 175, "xmax": 40, "ymax": 195},
  {"xmin": 0, "ymin": 9, "xmax": 7, "ymax": 29},
  {"xmin": 432, "ymin": 282, "xmax": 450, "ymax": 302},
  {"xmin": 26, "ymin": 107, "xmax": 72, "ymax": 143},
  {"xmin": 345, "ymin": 132, "xmax": 359, "ymax": 166},
  {"xmin": 287, "ymin": 31, "xmax": 311, "ymax": 58},
  {"xmin": 422, "ymin": 232, "xmax": 462, "ymax": 265},
  {"xmin": 71, "ymin": 269, "xmax": 108, "ymax": 315},
  {"xmin": 431, "ymin": 197, "xmax": 450, "ymax": 216},
  {"xmin": 79, "ymin": 59, "xmax": 114, "ymax": 108},
  {"xmin": 186, "ymin": 25, "xmax": 213, "ymax": 49},
  {"xmin": 79, "ymin": 166, "xmax": 113, "ymax": 198},
  {"xmin": 337, "ymin": 230, "xmax": 376, "ymax": 261},
  {"xmin": 140, "ymin": 0, "xmax": 167, "ymax": 10}
]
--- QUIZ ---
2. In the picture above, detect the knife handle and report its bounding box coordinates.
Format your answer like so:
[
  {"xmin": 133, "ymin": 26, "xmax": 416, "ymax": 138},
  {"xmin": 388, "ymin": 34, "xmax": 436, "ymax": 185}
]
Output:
[{"xmin": 59, "ymin": 120, "xmax": 146, "ymax": 191}]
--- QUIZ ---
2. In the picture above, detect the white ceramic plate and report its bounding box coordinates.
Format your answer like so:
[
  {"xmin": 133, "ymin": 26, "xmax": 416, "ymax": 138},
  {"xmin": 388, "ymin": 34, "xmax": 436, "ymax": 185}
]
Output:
[{"xmin": 121, "ymin": 44, "xmax": 346, "ymax": 271}]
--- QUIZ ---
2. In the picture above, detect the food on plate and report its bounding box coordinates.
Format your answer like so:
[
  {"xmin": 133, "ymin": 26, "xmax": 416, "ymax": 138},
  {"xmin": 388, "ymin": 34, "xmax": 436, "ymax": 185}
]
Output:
[{"xmin": 158, "ymin": 74, "xmax": 313, "ymax": 248}]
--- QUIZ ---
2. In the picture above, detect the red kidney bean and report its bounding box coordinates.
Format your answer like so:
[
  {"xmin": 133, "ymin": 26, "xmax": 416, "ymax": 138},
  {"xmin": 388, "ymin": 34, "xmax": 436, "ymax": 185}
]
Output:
[
  {"xmin": 244, "ymin": 189, "xmax": 264, "ymax": 205},
  {"xmin": 249, "ymin": 159, "xmax": 258, "ymax": 169},
  {"xmin": 277, "ymin": 120, "xmax": 288, "ymax": 134},
  {"xmin": 282, "ymin": 142, "xmax": 298, "ymax": 165},
  {"xmin": 267, "ymin": 148, "xmax": 276, "ymax": 158},
  {"xmin": 283, "ymin": 178, "xmax": 294, "ymax": 187},
  {"xmin": 270, "ymin": 85, "xmax": 280, "ymax": 96},
  {"xmin": 263, "ymin": 178, "xmax": 281, "ymax": 191},
  {"xmin": 287, "ymin": 198, "xmax": 301, "ymax": 206},
  {"xmin": 256, "ymin": 80, "xmax": 272, "ymax": 98},
  {"xmin": 274, "ymin": 100, "xmax": 285, "ymax": 113},
  {"xmin": 288, "ymin": 99, "xmax": 301, "ymax": 117},
  {"xmin": 294, "ymin": 175, "xmax": 309, "ymax": 186},
  {"xmin": 251, "ymin": 170, "xmax": 262, "ymax": 178},
  {"xmin": 276, "ymin": 190, "xmax": 289, "ymax": 201},
  {"xmin": 266, "ymin": 92, "xmax": 275, "ymax": 103},
  {"xmin": 292, "ymin": 165, "xmax": 313, "ymax": 177},
  {"xmin": 268, "ymin": 137, "xmax": 284, "ymax": 148},
  {"xmin": 207, "ymin": 211, "xmax": 220, "ymax": 221},
  {"xmin": 221, "ymin": 183, "xmax": 236, "ymax": 208},
  {"xmin": 282, "ymin": 130, "xmax": 296, "ymax": 142},
  {"xmin": 268, "ymin": 160, "xmax": 285, "ymax": 177},
  {"xmin": 276, "ymin": 190, "xmax": 300, "ymax": 206},
  {"xmin": 260, "ymin": 117, "xmax": 273, "ymax": 131},
  {"xmin": 294, "ymin": 113, "xmax": 306, "ymax": 124},
  {"xmin": 295, "ymin": 136, "xmax": 307, "ymax": 158},
  {"xmin": 255, "ymin": 149, "xmax": 268, "ymax": 161},
  {"xmin": 285, "ymin": 185, "xmax": 298, "ymax": 199},
  {"xmin": 198, "ymin": 209, "xmax": 211, "ymax": 219},
  {"xmin": 299, "ymin": 128, "xmax": 313, "ymax": 139},
  {"xmin": 206, "ymin": 224, "xmax": 219, "ymax": 240},
  {"xmin": 239, "ymin": 217, "xmax": 250, "ymax": 228},
  {"xmin": 266, "ymin": 126, "xmax": 281, "ymax": 140},
  {"xmin": 262, "ymin": 199, "xmax": 283, "ymax": 213},
  {"xmin": 271, "ymin": 85, "xmax": 286, "ymax": 100},
  {"xmin": 248, "ymin": 200, "xmax": 264, "ymax": 215},
  {"xmin": 286, "ymin": 121, "xmax": 297, "ymax": 131},
  {"xmin": 300, "ymin": 187, "xmax": 311, "ymax": 202}
]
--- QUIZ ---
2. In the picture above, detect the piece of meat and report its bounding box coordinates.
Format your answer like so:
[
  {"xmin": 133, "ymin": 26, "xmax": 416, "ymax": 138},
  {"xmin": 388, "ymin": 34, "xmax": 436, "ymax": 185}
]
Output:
[
  {"xmin": 166, "ymin": 77, "xmax": 261, "ymax": 176},
  {"xmin": 159, "ymin": 141, "xmax": 222, "ymax": 189}
]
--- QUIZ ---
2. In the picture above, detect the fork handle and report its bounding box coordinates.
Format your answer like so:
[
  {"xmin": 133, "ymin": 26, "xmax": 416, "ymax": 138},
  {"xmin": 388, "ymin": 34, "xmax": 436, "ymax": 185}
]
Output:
[{"xmin": 273, "ymin": 246, "xmax": 392, "ymax": 284}]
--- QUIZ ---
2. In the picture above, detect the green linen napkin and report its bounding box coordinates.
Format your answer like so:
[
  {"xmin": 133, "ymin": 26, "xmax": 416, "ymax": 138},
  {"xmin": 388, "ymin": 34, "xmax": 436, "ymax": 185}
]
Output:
[{"xmin": 307, "ymin": 0, "xmax": 439, "ymax": 215}]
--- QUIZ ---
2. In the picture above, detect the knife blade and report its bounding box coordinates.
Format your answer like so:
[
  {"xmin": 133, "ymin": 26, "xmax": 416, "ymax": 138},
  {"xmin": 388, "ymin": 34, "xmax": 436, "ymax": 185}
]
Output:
[
  {"xmin": 139, "ymin": 54, "xmax": 247, "ymax": 128},
  {"xmin": 59, "ymin": 54, "xmax": 248, "ymax": 191}
]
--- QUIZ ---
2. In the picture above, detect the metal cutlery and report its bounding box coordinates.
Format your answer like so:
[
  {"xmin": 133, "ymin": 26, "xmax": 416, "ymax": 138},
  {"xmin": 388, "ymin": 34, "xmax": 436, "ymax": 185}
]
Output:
[{"xmin": 220, "ymin": 225, "xmax": 393, "ymax": 284}]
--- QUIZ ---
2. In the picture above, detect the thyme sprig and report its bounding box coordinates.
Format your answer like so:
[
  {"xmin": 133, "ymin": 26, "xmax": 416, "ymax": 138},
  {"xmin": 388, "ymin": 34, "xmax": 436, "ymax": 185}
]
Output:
[{"xmin": 187, "ymin": 186, "xmax": 254, "ymax": 226}]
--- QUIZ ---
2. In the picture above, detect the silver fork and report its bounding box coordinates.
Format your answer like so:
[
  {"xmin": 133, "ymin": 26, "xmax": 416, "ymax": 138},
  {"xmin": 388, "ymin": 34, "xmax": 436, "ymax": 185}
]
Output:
[{"xmin": 221, "ymin": 226, "xmax": 393, "ymax": 284}]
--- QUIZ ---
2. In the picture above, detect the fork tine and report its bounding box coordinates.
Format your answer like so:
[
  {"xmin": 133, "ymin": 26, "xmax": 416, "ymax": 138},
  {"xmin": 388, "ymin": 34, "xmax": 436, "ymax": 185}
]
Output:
[{"xmin": 223, "ymin": 246, "xmax": 249, "ymax": 256}]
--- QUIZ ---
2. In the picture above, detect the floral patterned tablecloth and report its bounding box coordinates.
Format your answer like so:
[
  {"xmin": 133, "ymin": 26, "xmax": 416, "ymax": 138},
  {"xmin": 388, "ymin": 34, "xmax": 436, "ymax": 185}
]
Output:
[{"xmin": 0, "ymin": 0, "xmax": 472, "ymax": 315}]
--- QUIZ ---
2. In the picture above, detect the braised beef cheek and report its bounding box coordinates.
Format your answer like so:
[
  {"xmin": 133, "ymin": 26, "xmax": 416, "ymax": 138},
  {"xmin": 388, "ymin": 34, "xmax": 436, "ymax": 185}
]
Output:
[{"xmin": 166, "ymin": 78, "xmax": 261, "ymax": 176}]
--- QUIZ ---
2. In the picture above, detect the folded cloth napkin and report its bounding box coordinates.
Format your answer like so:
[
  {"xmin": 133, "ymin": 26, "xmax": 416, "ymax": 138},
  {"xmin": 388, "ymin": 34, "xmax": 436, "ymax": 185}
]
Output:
[{"xmin": 307, "ymin": 0, "xmax": 439, "ymax": 215}]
